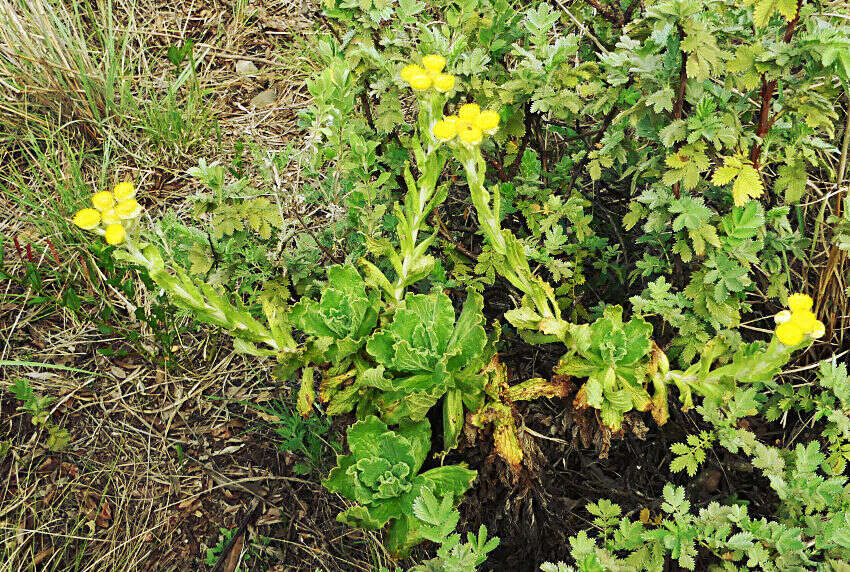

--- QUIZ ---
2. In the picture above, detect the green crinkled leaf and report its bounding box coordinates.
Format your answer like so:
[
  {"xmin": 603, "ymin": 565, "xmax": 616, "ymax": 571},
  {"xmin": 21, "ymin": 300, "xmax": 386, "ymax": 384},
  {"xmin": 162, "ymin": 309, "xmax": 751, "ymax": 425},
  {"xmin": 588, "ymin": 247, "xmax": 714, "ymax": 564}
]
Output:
[
  {"xmin": 442, "ymin": 389, "xmax": 464, "ymax": 453},
  {"xmin": 290, "ymin": 264, "xmax": 379, "ymax": 362},
  {"xmin": 445, "ymin": 291, "xmax": 487, "ymax": 371},
  {"xmin": 417, "ymin": 465, "xmax": 477, "ymax": 498}
]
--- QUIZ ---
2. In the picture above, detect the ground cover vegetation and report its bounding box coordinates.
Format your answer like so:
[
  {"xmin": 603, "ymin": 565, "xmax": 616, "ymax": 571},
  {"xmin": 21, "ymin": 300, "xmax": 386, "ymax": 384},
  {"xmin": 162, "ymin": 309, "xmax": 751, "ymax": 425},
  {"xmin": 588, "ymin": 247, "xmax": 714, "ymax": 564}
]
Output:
[{"xmin": 2, "ymin": 0, "xmax": 850, "ymax": 569}]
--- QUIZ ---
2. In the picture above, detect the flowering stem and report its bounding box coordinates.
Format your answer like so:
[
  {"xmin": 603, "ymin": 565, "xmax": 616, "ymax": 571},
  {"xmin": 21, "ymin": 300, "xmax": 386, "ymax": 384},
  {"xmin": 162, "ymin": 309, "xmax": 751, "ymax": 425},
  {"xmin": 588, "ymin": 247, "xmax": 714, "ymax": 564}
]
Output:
[
  {"xmin": 459, "ymin": 148, "xmax": 558, "ymax": 322},
  {"xmin": 121, "ymin": 240, "xmax": 291, "ymax": 354}
]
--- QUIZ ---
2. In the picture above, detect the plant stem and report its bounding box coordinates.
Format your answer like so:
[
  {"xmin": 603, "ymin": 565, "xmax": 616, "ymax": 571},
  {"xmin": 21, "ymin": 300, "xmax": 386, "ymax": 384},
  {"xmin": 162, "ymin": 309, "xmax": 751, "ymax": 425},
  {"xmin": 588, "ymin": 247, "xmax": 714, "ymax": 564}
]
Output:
[{"xmin": 748, "ymin": 0, "xmax": 803, "ymax": 167}]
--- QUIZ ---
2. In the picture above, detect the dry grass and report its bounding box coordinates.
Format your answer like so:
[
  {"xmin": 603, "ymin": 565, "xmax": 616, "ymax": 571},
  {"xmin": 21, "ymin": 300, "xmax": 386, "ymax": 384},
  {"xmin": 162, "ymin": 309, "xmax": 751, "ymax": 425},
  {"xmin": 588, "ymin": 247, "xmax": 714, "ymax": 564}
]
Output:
[{"xmin": 0, "ymin": 0, "xmax": 392, "ymax": 570}]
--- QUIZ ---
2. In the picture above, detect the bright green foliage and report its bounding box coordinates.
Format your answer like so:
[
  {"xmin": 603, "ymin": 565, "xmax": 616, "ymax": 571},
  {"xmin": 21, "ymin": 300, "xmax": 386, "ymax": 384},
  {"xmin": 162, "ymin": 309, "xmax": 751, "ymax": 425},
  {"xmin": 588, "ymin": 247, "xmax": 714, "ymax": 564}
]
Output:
[
  {"xmin": 365, "ymin": 290, "xmax": 488, "ymax": 449},
  {"xmin": 407, "ymin": 487, "xmax": 500, "ymax": 571},
  {"xmin": 711, "ymin": 155, "xmax": 764, "ymax": 207},
  {"xmin": 290, "ymin": 264, "xmax": 380, "ymax": 364},
  {"xmin": 542, "ymin": 464, "xmax": 850, "ymax": 571},
  {"xmin": 557, "ymin": 306, "xmax": 661, "ymax": 429},
  {"xmin": 8, "ymin": 378, "xmax": 71, "ymax": 451},
  {"xmin": 378, "ymin": 487, "xmax": 500, "ymax": 572},
  {"xmin": 669, "ymin": 431, "xmax": 713, "ymax": 476},
  {"xmin": 766, "ymin": 359, "xmax": 850, "ymax": 474},
  {"xmin": 323, "ymin": 416, "xmax": 476, "ymax": 556},
  {"xmin": 71, "ymin": 0, "xmax": 850, "ymax": 565}
]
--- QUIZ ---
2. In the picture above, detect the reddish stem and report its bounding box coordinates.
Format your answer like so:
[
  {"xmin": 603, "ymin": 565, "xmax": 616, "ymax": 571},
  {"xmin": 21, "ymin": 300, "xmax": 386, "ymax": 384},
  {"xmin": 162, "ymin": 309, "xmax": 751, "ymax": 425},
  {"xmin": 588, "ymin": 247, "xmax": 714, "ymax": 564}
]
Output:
[
  {"xmin": 748, "ymin": 0, "xmax": 803, "ymax": 168},
  {"xmin": 671, "ymin": 27, "xmax": 689, "ymax": 199}
]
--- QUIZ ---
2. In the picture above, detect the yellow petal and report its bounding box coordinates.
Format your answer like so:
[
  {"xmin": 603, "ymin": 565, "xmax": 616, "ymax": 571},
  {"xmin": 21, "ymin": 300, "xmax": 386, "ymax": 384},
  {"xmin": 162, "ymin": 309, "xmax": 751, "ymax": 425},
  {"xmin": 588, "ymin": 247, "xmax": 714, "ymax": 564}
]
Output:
[
  {"xmin": 101, "ymin": 208, "xmax": 120, "ymax": 225},
  {"xmin": 409, "ymin": 74, "xmax": 431, "ymax": 91},
  {"xmin": 400, "ymin": 64, "xmax": 424, "ymax": 83},
  {"xmin": 810, "ymin": 321, "xmax": 826, "ymax": 339},
  {"xmin": 457, "ymin": 124, "xmax": 483, "ymax": 145},
  {"xmin": 432, "ymin": 73, "xmax": 455, "ymax": 93},
  {"xmin": 104, "ymin": 223, "xmax": 126, "ymax": 245},
  {"xmin": 773, "ymin": 310, "xmax": 792, "ymax": 324},
  {"xmin": 115, "ymin": 198, "xmax": 142, "ymax": 219},
  {"xmin": 457, "ymin": 103, "xmax": 480, "ymax": 121},
  {"xmin": 91, "ymin": 191, "xmax": 115, "ymax": 211},
  {"xmin": 73, "ymin": 208, "xmax": 101, "ymax": 230},
  {"xmin": 421, "ymin": 54, "xmax": 446, "ymax": 74},
  {"xmin": 476, "ymin": 109, "xmax": 500, "ymax": 132},
  {"xmin": 775, "ymin": 321, "xmax": 805, "ymax": 346},
  {"xmin": 432, "ymin": 119, "xmax": 457, "ymax": 141},
  {"xmin": 790, "ymin": 310, "xmax": 818, "ymax": 333},
  {"xmin": 787, "ymin": 293, "xmax": 813, "ymax": 314},
  {"xmin": 113, "ymin": 181, "xmax": 136, "ymax": 202}
]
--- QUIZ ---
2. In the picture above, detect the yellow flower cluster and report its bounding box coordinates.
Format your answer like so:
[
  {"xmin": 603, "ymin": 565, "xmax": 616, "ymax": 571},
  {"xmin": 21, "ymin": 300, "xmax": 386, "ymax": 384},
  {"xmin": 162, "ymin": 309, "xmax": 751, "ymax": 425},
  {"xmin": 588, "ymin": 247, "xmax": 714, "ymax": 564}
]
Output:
[
  {"xmin": 400, "ymin": 55, "xmax": 456, "ymax": 93},
  {"xmin": 72, "ymin": 181, "xmax": 141, "ymax": 246},
  {"xmin": 431, "ymin": 103, "xmax": 500, "ymax": 146},
  {"xmin": 773, "ymin": 293, "xmax": 825, "ymax": 346}
]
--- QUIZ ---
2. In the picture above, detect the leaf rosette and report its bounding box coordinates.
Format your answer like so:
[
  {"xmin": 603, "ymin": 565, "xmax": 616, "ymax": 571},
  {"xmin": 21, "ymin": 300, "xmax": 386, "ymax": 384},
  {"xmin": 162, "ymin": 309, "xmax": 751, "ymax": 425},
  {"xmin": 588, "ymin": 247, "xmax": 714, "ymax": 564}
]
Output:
[
  {"xmin": 289, "ymin": 264, "xmax": 380, "ymax": 364},
  {"xmin": 361, "ymin": 290, "xmax": 488, "ymax": 449},
  {"xmin": 557, "ymin": 305, "xmax": 662, "ymax": 429},
  {"xmin": 323, "ymin": 416, "xmax": 476, "ymax": 556}
]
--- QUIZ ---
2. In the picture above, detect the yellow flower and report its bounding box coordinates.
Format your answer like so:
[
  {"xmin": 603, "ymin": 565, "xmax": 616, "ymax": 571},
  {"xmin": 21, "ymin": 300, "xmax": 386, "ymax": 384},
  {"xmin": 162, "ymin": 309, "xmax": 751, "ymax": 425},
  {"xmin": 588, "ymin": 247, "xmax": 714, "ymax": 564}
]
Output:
[
  {"xmin": 787, "ymin": 293, "xmax": 813, "ymax": 314},
  {"xmin": 409, "ymin": 74, "xmax": 432, "ymax": 91},
  {"xmin": 457, "ymin": 103, "xmax": 480, "ymax": 121},
  {"xmin": 775, "ymin": 321, "xmax": 805, "ymax": 346},
  {"xmin": 443, "ymin": 115, "xmax": 458, "ymax": 127},
  {"xmin": 113, "ymin": 181, "xmax": 136, "ymax": 202},
  {"xmin": 73, "ymin": 208, "xmax": 101, "ymax": 230},
  {"xmin": 773, "ymin": 310, "xmax": 792, "ymax": 324},
  {"xmin": 92, "ymin": 191, "xmax": 115, "ymax": 211},
  {"xmin": 432, "ymin": 119, "xmax": 457, "ymax": 141},
  {"xmin": 476, "ymin": 109, "xmax": 500, "ymax": 132},
  {"xmin": 401, "ymin": 64, "xmax": 425, "ymax": 83},
  {"xmin": 104, "ymin": 223, "xmax": 126, "ymax": 245},
  {"xmin": 101, "ymin": 208, "xmax": 120, "ymax": 225},
  {"xmin": 457, "ymin": 123, "xmax": 483, "ymax": 145},
  {"xmin": 433, "ymin": 73, "xmax": 455, "ymax": 93},
  {"xmin": 811, "ymin": 321, "xmax": 826, "ymax": 339},
  {"xmin": 422, "ymin": 54, "xmax": 446, "ymax": 74},
  {"xmin": 115, "ymin": 198, "xmax": 142, "ymax": 219},
  {"xmin": 791, "ymin": 310, "xmax": 818, "ymax": 333}
]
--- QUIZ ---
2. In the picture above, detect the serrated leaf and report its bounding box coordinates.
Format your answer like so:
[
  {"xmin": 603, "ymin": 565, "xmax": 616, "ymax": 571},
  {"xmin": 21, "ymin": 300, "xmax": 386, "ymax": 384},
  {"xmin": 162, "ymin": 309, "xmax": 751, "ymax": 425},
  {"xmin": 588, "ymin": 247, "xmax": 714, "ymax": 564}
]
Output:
[
  {"xmin": 753, "ymin": 0, "xmax": 800, "ymax": 27},
  {"xmin": 712, "ymin": 156, "xmax": 764, "ymax": 206}
]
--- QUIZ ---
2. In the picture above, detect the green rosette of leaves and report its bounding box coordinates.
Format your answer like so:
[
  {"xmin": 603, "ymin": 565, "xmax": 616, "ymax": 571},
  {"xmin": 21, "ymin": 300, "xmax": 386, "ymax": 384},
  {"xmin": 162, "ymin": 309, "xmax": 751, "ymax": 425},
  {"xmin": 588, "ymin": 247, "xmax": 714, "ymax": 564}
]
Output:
[
  {"xmin": 557, "ymin": 305, "xmax": 665, "ymax": 429},
  {"xmin": 322, "ymin": 416, "xmax": 476, "ymax": 556},
  {"xmin": 363, "ymin": 290, "xmax": 488, "ymax": 451},
  {"xmin": 289, "ymin": 263, "xmax": 380, "ymax": 365}
]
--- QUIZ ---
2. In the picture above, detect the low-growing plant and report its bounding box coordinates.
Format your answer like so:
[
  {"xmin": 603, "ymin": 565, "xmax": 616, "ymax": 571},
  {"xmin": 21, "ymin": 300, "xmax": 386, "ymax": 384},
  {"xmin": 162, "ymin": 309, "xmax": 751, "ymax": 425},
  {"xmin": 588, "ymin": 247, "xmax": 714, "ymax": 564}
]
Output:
[
  {"xmin": 64, "ymin": 0, "xmax": 850, "ymax": 566},
  {"xmin": 8, "ymin": 378, "xmax": 70, "ymax": 451}
]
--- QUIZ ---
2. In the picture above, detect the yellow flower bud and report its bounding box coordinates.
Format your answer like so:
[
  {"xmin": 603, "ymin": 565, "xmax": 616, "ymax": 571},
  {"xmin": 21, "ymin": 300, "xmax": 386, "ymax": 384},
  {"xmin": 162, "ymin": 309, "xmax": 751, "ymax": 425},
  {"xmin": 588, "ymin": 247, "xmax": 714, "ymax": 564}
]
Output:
[
  {"xmin": 810, "ymin": 320, "xmax": 826, "ymax": 339},
  {"xmin": 775, "ymin": 321, "xmax": 805, "ymax": 346},
  {"xmin": 113, "ymin": 181, "xmax": 136, "ymax": 202},
  {"xmin": 401, "ymin": 64, "xmax": 425, "ymax": 83},
  {"xmin": 432, "ymin": 119, "xmax": 457, "ymax": 141},
  {"xmin": 409, "ymin": 74, "xmax": 432, "ymax": 91},
  {"xmin": 476, "ymin": 109, "xmax": 500, "ymax": 132},
  {"xmin": 787, "ymin": 293, "xmax": 813, "ymax": 314},
  {"xmin": 457, "ymin": 123, "xmax": 483, "ymax": 145},
  {"xmin": 91, "ymin": 191, "xmax": 115, "ymax": 211},
  {"xmin": 791, "ymin": 310, "xmax": 818, "ymax": 333},
  {"xmin": 773, "ymin": 310, "xmax": 792, "ymax": 324},
  {"xmin": 101, "ymin": 208, "xmax": 120, "ymax": 225},
  {"xmin": 433, "ymin": 73, "xmax": 456, "ymax": 93},
  {"xmin": 422, "ymin": 54, "xmax": 446, "ymax": 74},
  {"xmin": 73, "ymin": 208, "xmax": 101, "ymax": 230},
  {"xmin": 104, "ymin": 223, "xmax": 126, "ymax": 246},
  {"xmin": 115, "ymin": 198, "xmax": 142, "ymax": 219},
  {"xmin": 457, "ymin": 103, "xmax": 480, "ymax": 121}
]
